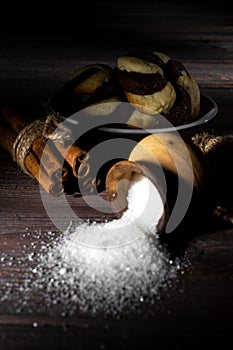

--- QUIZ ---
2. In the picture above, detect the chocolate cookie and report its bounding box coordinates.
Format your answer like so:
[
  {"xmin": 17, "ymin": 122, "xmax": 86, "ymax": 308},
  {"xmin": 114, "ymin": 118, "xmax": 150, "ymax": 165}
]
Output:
[
  {"xmin": 116, "ymin": 56, "xmax": 176, "ymax": 115},
  {"xmin": 127, "ymin": 109, "xmax": 159, "ymax": 129},
  {"xmin": 116, "ymin": 51, "xmax": 200, "ymax": 126},
  {"xmin": 51, "ymin": 64, "xmax": 123, "ymax": 117},
  {"xmin": 65, "ymin": 64, "xmax": 112, "ymax": 95}
]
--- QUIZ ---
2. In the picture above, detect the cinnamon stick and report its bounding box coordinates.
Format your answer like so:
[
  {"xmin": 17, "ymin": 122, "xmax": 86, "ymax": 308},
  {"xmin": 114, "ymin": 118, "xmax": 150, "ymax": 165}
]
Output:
[
  {"xmin": 2, "ymin": 104, "xmax": 88, "ymax": 181},
  {"xmin": 1, "ymin": 104, "xmax": 66, "ymax": 183},
  {"xmin": 0, "ymin": 122, "xmax": 62, "ymax": 195},
  {"xmin": 53, "ymin": 141, "xmax": 89, "ymax": 178},
  {"xmin": 1, "ymin": 104, "xmax": 29, "ymax": 131}
]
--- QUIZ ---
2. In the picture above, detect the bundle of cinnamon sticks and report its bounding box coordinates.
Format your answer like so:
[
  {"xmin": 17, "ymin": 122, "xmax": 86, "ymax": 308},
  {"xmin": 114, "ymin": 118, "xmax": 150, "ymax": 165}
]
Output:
[{"xmin": 0, "ymin": 104, "xmax": 91, "ymax": 196}]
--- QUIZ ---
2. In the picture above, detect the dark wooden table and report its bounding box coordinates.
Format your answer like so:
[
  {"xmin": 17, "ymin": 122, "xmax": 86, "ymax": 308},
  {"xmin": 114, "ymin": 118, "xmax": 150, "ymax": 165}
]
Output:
[{"xmin": 0, "ymin": 1, "xmax": 233, "ymax": 349}]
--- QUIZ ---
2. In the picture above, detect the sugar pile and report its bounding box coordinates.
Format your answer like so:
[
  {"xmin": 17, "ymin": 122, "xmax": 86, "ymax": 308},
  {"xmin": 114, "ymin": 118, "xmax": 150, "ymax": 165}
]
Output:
[{"xmin": 0, "ymin": 176, "xmax": 185, "ymax": 318}]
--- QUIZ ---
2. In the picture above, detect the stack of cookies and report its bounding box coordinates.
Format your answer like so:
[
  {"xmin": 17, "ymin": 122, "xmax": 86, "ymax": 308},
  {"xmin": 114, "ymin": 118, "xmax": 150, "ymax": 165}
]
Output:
[{"xmin": 49, "ymin": 50, "xmax": 200, "ymax": 129}]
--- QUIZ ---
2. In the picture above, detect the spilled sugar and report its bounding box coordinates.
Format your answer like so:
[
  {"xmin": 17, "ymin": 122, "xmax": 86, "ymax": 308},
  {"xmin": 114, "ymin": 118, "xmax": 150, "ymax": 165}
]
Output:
[
  {"xmin": 0, "ymin": 176, "xmax": 186, "ymax": 318},
  {"xmin": 68, "ymin": 173, "xmax": 165, "ymax": 249}
]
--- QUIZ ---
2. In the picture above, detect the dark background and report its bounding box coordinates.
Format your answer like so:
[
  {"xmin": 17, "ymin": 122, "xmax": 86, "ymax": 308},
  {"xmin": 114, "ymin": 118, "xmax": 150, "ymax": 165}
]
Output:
[
  {"xmin": 0, "ymin": 0, "xmax": 232, "ymax": 109},
  {"xmin": 0, "ymin": 1, "xmax": 232, "ymax": 37}
]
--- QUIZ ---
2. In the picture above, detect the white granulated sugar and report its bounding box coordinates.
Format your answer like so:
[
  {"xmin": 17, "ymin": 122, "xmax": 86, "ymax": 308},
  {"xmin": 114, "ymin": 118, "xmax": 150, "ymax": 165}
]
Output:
[
  {"xmin": 69, "ymin": 175, "xmax": 164, "ymax": 249},
  {"xmin": 0, "ymin": 176, "xmax": 185, "ymax": 318}
]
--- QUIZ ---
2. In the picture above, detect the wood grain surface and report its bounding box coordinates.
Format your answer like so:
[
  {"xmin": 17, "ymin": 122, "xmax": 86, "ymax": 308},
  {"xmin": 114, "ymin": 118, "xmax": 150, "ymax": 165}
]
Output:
[{"xmin": 0, "ymin": 1, "xmax": 232, "ymax": 349}]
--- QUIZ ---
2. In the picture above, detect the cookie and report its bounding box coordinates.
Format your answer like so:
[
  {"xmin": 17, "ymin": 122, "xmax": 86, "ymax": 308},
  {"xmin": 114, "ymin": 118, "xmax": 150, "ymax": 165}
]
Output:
[
  {"xmin": 116, "ymin": 51, "xmax": 200, "ymax": 126},
  {"xmin": 51, "ymin": 63, "xmax": 123, "ymax": 117},
  {"xmin": 127, "ymin": 109, "xmax": 159, "ymax": 129},
  {"xmin": 116, "ymin": 56, "xmax": 176, "ymax": 115}
]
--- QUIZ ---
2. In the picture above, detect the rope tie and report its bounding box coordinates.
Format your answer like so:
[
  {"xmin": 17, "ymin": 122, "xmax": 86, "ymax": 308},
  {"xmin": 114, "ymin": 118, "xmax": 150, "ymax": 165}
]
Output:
[{"xmin": 12, "ymin": 115, "xmax": 73, "ymax": 175}]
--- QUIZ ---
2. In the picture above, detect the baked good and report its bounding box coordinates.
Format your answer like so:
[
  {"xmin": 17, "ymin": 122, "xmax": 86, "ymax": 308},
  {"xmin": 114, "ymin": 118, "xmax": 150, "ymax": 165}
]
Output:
[
  {"xmin": 127, "ymin": 109, "xmax": 159, "ymax": 129},
  {"xmin": 49, "ymin": 51, "xmax": 201, "ymax": 127},
  {"xmin": 116, "ymin": 50, "xmax": 200, "ymax": 126},
  {"xmin": 66, "ymin": 63, "xmax": 113, "ymax": 95},
  {"xmin": 50, "ymin": 63, "xmax": 124, "ymax": 117}
]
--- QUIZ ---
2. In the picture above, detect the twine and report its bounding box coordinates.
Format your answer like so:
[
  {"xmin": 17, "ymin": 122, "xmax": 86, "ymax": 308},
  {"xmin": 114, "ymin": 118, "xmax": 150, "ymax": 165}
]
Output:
[
  {"xmin": 192, "ymin": 131, "xmax": 233, "ymax": 224},
  {"xmin": 12, "ymin": 114, "xmax": 74, "ymax": 175},
  {"xmin": 192, "ymin": 131, "xmax": 233, "ymax": 155},
  {"xmin": 43, "ymin": 115, "xmax": 74, "ymax": 144}
]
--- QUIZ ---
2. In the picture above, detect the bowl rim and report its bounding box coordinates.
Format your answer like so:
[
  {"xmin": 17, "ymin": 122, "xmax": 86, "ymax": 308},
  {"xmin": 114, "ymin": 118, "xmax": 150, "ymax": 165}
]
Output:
[
  {"xmin": 97, "ymin": 93, "xmax": 218, "ymax": 134},
  {"xmin": 47, "ymin": 92, "xmax": 218, "ymax": 134}
]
